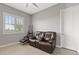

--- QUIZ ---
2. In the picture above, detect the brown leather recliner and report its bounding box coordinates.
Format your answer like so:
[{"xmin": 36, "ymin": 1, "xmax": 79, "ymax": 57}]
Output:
[
  {"xmin": 29, "ymin": 31, "xmax": 44, "ymax": 48},
  {"xmin": 29, "ymin": 31, "xmax": 56, "ymax": 54},
  {"xmin": 37, "ymin": 32, "xmax": 56, "ymax": 53},
  {"xmin": 19, "ymin": 36, "xmax": 29, "ymax": 45},
  {"xmin": 19, "ymin": 32, "xmax": 33, "ymax": 45}
]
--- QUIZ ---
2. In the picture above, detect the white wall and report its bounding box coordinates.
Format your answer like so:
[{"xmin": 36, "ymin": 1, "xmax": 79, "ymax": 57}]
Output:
[
  {"xmin": 0, "ymin": 4, "xmax": 31, "ymax": 45},
  {"xmin": 61, "ymin": 5, "xmax": 79, "ymax": 52},
  {"xmin": 32, "ymin": 6, "xmax": 61, "ymax": 46}
]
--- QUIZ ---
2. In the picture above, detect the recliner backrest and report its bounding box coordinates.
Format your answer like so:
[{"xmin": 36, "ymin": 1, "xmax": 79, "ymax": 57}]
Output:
[
  {"xmin": 44, "ymin": 32, "xmax": 54, "ymax": 42},
  {"xmin": 34, "ymin": 31, "xmax": 44, "ymax": 40}
]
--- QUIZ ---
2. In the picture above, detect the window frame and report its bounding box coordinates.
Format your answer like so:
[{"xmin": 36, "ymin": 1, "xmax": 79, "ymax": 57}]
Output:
[{"xmin": 3, "ymin": 12, "xmax": 25, "ymax": 34}]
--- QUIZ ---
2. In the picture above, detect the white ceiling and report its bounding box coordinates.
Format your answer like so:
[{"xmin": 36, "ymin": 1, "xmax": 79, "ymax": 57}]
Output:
[{"xmin": 4, "ymin": 3, "xmax": 57, "ymax": 15}]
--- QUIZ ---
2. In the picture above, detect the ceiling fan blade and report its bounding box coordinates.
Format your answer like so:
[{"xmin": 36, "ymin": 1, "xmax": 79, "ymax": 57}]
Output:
[
  {"xmin": 32, "ymin": 3, "xmax": 39, "ymax": 8},
  {"xmin": 26, "ymin": 3, "xmax": 29, "ymax": 8}
]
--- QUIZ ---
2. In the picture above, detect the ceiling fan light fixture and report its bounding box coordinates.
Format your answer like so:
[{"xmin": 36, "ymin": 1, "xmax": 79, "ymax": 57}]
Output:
[
  {"xmin": 32, "ymin": 3, "xmax": 39, "ymax": 8},
  {"xmin": 25, "ymin": 3, "xmax": 39, "ymax": 8},
  {"xmin": 26, "ymin": 3, "xmax": 29, "ymax": 8}
]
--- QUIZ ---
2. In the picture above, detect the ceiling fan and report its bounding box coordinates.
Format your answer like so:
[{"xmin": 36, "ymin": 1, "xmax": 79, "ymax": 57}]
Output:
[{"xmin": 26, "ymin": 3, "xmax": 39, "ymax": 8}]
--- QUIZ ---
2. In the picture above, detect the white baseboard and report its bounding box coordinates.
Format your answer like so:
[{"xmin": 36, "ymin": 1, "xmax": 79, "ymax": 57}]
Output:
[
  {"xmin": 60, "ymin": 46, "xmax": 79, "ymax": 53},
  {"xmin": 0, "ymin": 42, "xmax": 20, "ymax": 48}
]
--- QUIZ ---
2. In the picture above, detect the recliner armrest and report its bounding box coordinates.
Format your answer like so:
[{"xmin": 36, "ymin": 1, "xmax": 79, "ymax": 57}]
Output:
[{"xmin": 48, "ymin": 40, "xmax": 52, "ymax": 44}]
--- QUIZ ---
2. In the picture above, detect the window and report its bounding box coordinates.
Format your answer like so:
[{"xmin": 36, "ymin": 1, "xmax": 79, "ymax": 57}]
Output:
[{"xmin": 3, "ymin": 12, "xmax": 24, "ymax": 34}]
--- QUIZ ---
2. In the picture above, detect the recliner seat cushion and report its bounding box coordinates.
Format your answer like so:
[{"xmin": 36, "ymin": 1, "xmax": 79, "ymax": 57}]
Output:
[{"xmin": 39, "ymin": 41, "xmax": 51, "ymax": 46}]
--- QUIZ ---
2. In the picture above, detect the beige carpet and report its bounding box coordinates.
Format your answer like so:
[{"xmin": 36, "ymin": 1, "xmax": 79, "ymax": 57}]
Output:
[
  {"xmin": 0, "ymin": 43, "xmax": 49, "ymax": 55},
  {"xmin": 0, "ymin": 43, "xmax": 78, "ymax": 55},
  {"xmin": 53, "ymin": 47, "xmax": 79, "ymax": 55}
]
